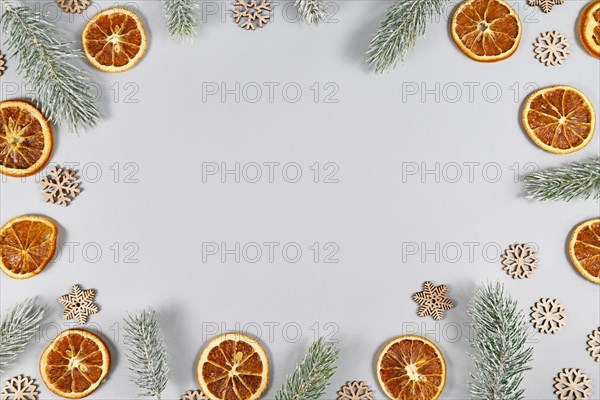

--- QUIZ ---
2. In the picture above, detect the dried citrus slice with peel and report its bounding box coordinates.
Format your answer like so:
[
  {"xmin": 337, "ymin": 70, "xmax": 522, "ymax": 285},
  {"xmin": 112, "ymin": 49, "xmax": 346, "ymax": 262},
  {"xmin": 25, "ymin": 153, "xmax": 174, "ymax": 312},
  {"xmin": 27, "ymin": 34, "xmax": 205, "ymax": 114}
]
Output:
[
  {"xmin": 82, "ymin": 7, "xmax": 147, "ymax": 73},
  {"xmin": 0, "ymin": 215, "xmax": 58, "ymax": 279},
  {"xmin": 40, "ymin": 329, "xmax": 111, "ymax": 399},
  {"xmin": 579, "ymin": 0, "xmax": 600, "ymax": 58},
  {"xmin": 377, "ymin": 335, "xmax": 446, "ymax": 400},
  {"xmin": 196, "ymin": 333, "xmax": 270, "ymax": 400},
  {"xmin": 0, "ymin": 100, "xmax": 53, "ymax": 177},
  {"xmin": 451, "ymin": 0, "xmax": 522, "ymax": 62},
  {"xmin": 522, "ymin": 86, "xmax": 595, "ymax": 154},
  {"xmin": 569, "ymin": 218, "xmax": 600, "ymax": 284}
]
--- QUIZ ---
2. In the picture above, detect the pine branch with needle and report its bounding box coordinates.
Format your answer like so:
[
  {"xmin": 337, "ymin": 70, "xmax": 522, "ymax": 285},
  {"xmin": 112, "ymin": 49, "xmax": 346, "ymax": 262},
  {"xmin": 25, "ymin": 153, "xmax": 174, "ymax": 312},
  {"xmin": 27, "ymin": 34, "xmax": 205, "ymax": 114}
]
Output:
[
  {"xmin": 163, "ymin": 0, "xmax": 200, "ymax": 40},
  {"xmin": 295, "ymin": 0, "xmax": 328, "ymax": 24}
]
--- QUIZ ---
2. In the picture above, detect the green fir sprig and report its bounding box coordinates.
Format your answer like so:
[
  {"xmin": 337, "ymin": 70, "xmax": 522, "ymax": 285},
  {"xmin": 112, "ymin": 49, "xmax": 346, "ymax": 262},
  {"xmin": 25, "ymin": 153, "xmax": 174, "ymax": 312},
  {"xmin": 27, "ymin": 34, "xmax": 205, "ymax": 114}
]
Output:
[
  {"xmin": 366, "ymin": 0, "xmax": 447, "ymax": 73},
  {"xmin": 0, "ymin": 299, "xmax": 45, "ymax": 374},
  {"xmin": 468, "ymin": 282, "xmax": 533, "ymax": 400},
  {"xmin": 163, "ymin": 0, "xmax": 200, "ymax": 40},
  {"xmin": 523, "ymin": 157, "xmax": 600, "ymax": 202},
  {"xmin": 275, "ymin": 337, "xmax": 340, "ymax": 400},
  {"xmin": 123, "ymin": 310, "xmax": 169, "ymax": 399},
  {"xmin": 295, "ymin": 0, "xmax": 327, "ymax": 24},
  {"xmin": 1, "ymin": 4, "xmax": 100, "ymax": 132}
]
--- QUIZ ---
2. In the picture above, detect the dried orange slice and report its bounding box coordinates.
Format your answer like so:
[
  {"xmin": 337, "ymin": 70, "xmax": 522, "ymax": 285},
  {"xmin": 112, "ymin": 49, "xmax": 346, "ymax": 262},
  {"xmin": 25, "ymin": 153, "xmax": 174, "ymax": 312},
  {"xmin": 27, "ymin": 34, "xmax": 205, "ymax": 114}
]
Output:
[
  {"xmin": 376, "ymin": 335, "xmax": 446, "ymax": 400},
  {"xmin": 569, "ymin": 218, "xmax": 600, "ymax": 284},
  {"xmin": 0, "ymin": 100, "xmax": 53, "ymax": 177},
  {"xmin": 0, "ymin": 215, "xmax": 58, "ymax": 279},
  {"xmin": 196, "ymin": 333, "xmax": 270, "ymax": 400},
  {"xmin": 82, "ymin": 7, "xmax": 147, "ymax": 73},
  {"xmin": 451, "ymin": 0, "xmax": 522, "ymax": 62},
  {"xmin": 579, "ymin": 0, "xmax": 600, "ymax": 58},
  {"xmin": 522, "ymin": 86, "xmax": 595, "ymax": 154},
  {"xmin": 40, "ymin": 329, "xmax": 111, "ymax": 399}
]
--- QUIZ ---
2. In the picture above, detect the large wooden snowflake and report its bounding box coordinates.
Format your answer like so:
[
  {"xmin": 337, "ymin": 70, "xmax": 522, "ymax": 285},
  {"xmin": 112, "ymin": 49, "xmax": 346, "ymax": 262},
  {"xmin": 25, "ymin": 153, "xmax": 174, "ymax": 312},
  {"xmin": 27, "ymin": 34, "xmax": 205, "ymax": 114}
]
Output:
[
  {"xmin": 0, "ymin": 52, "xmax": 6, "ymax": 77},
  {"xmin": 534, "ymin": 31, "xmax": 570, "ymax": 66},
  {"xmin": 501, "ymin": 243, "xmax": 538, "ymax": 279},
  {"xmin": 40, "ymin": 165, "xmax": 81, "ymax": 206},
  {"xmin": 232, "ymin": 0, "xmax": 271, "ymax": 30},
  {"xmin": 59, "ymin": 284, "xmax": 99, "ymax": 324},
  {"xmin": 1, "ymin": 375, "xmax": 39, "ymax": 400},
  {"xmin": 337, "ymin": 381, "xmax": 373, "ymax": 400},
  {"xmin": 181, "ymin": 390, "xmax": 207, "ymax": 400},
  {"xmin": 412, "ymin": 281, "xmax": 454, "ymax": 320},
  {"xmin": 530, "ymin": 298, "xmax": 567, "ymax": 334},
  {"xmin": 587, "ymin": 327, "xmax": 600, "ymax": 362},
  {"xmin": 554, "ymin": 368, "xmax": 592, "ymax": 400},
  {"xmin": 55, "ymin": 0, "xmax": 90, "ymax": 13},
  {"xmin": 528, "ymin": 0, "xmax": 563, "ymax": 13}
]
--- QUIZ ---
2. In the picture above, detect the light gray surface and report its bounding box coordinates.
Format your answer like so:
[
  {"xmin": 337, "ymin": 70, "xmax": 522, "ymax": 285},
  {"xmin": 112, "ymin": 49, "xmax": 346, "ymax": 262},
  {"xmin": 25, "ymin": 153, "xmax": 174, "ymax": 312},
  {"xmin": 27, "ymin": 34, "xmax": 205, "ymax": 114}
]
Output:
[{"xmin": 1, "ymin": 0, "xmax": 599, "ymax": 398}]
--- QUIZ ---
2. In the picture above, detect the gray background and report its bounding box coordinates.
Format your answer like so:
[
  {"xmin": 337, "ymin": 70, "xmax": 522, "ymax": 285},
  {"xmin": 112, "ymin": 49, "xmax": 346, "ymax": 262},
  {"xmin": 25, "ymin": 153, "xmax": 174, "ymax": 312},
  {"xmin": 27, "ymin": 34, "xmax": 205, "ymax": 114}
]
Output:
[{"xmin": 1, "ymin": 0, "xmax": 599, "ymax": 398}]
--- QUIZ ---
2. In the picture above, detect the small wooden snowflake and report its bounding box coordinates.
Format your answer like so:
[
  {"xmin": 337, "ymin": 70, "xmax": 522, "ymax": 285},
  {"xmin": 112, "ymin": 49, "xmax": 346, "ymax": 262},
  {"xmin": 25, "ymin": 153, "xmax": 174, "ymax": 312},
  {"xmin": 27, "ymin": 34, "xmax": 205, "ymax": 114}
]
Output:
[
  {"xmin": 587, "ymin": 327, "xmax": 600, "ymax": 362},
  {"xmin": 554, "ymin": 368, "xmax": 592, "ymax": 400},
  {"xmin": 232, "ymin": 0, "xmax": 271, "ymax": 30},
  {"xmin": 181, "ymin": 390, "xmax": 207, "ymax": 400},
  {"xmin": 41, "ymin": 165, "xmax": 81, "ymax": 206},
  {"xmin": 501, "ymin": 243, "xmax": 539, "ymax": 279},
  {"xmin": 0, "ymin": 52, "xmax": 6, "ymax": 76},
  {"xmin": 528, "ymin": 0, "xmax": 563, "ymax": 12},
  {"xmin": 1, "ymin": 375, "xmax": 39, "ymax": 400},
  {"xmin": 59, "ymin": 284, "xmax": 99, "ymax": 324},
  {"xmin": 412, "ymin": 281, "xmax": 454, "ymax": 321},
  {"xmin": 534, "ymin": 31, "xmax": 570, "ymax": 66},
  {"xmin": 337, "ymin": 381, "xmax": 373, "ymax": 400},
  {"xmin": 55, "ymin": 0, "xmax": 90, "ymax": 13},
  {"xmin": 530, "ymin": 298, "xmax": 566, "ymax": 334}
]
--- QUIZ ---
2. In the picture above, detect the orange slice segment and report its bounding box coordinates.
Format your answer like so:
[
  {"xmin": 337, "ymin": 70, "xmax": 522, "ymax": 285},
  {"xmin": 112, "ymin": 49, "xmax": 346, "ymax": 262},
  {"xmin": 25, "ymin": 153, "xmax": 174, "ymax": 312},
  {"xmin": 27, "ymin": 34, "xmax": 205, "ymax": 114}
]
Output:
[
  {"xmin": 196, "ymin": 333, "xmax": 270, "ymax": 400},
  {"xmin": 0, "ymin": 100, "xmax": 53, "ymax": 177},
  {"xmin": 40, "ymin": 329, "xmax": 111, "ymax": 399},
  {"xmin": 0, "ymin": 215, "xmax": 58, "ymax": 279},
  {"xmin": 451, "ymin": 0, "xmax": 522, "ymax": 62},
  {"xmin": 522, "ymin": 86, "xmax": 595, "ymax": 154},
  {"xmin": 377, "ymin": 335, "xmax": 446, "ymax": 400},
  {"xmin": 569, "ymin": 218, "xmax": 600, "ymax": 284},
  {"xmin": 579, "ymin": 0, "xmax": 600, "ymax": 58},
  {"xmin": 82, "ymin": 7, "xmax": 148, "ymax": 73}
]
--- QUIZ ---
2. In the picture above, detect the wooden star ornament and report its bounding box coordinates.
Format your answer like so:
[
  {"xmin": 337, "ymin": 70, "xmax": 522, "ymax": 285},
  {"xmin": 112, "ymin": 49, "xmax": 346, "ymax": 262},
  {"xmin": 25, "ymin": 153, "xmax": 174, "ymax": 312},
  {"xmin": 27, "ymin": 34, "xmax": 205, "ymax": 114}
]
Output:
[
  {"xmin": 412, "ymin": 281, "xmax": 454, "ymax": 320},
  {"xmin": 59, "ymin": 284, "xmax": 99, "ymax": 324}
]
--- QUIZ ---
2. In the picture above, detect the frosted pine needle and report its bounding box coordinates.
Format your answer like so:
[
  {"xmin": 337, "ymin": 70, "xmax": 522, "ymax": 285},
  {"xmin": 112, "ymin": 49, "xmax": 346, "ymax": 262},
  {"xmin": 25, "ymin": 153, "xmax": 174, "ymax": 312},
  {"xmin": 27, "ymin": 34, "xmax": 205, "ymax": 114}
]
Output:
[
  {"xmin": 123, "ymin": 310, "xmax": 169, "ymax": 399},
  {"xmin": 295, "ymin": 0, "xmax": 327, "ymax": 24},
  {"xmin": 163, "ymin": 0, "xmax": 200, "ymax": 40},
  {"xmin": 524, "ymin": 157, "xmax": 600, "ymax": 201},
  {"xmin": 275, "ymin": 337, "xmax": 339, "ymax": 400},
  {"xmin": 0, "ymin": 299, "xmax": 45, "ymax": 374},
  {"xmin": 366, "ymin": 0, "xmax": 447, "ymax": 73},
  {"xmin": 1, "ymin": 4, "xmax": 100, "ymax": 132}
]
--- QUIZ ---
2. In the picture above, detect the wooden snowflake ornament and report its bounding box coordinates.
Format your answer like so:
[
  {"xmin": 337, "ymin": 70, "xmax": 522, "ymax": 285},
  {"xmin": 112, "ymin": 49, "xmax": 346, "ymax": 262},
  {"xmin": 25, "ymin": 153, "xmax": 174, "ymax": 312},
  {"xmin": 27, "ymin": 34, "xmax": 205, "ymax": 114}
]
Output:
[
  {"xmin": 337, "ymin": 381, "xmax": 373, "ymax": 400},
  {"xmin": 0, "ymin": 52, "xmax": 6, "ymax": 76},
  {"xmin": 55, "ymin": 0, "xmax": 90, "ymax": 13},
  {"xmin": 181, "ymin": 390, "xmax": 207, "ymax": 400},
  {"xmin": 41, "ymin": 165, "xmax": 81, "ymax": 206},
  {"xmin": 528, "ymin": 0, "xmax": 563, "ymax": 12},
  {"xmin": 501, "ymin": 243, "xmax": 539, "ymax": 279},
  {"xmin": 530, "ymin": 298, "xmax": 566, "ymax": 334},
  {"xmin": 554, "ymin": 368, "xmax": 592, "ymax": 400},
  {"xmin": 587, "ymin": 327, "xmax": 600, "ymax": 362},
  {"xmin": 534, "ymin": 31, "xmax": 570, "ymax": 66},
  {"xmin": 59, "ymin": 284, "xmax": 99, "ymax": 324},
  {"xmin": 1, "ymin": 375, "xmax": 39, "ymax": 400},
  {"xmin": 412, "ymin": 281, "xmax": 454, "ymax": 320},
  {"xmin": 233, "ymin": 0, "xmax": 271, "ymax": 29}
]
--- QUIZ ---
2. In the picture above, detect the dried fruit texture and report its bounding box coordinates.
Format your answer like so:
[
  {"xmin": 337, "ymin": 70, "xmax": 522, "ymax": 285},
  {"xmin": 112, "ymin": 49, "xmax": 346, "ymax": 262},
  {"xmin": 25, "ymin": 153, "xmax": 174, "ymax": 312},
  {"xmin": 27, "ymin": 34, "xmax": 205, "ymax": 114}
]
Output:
[
  {"xmin": 579, "ymin": 0, "xmax": 600, "ymax": 58},
  {"xmin": 55, "ymin": 0, "xmax": 90, "ymax": 13},
  {"xmin": 554, "ymin": 368, "xmax": 592, "ymax": 400},
  {"xmin": 41, "ymin": 166, "xmax": 81, "ymax": 206},
  {"xmin": 501, "ymin": 243, "xmax": 539, "ymax": 279},
  {"xmin": 1, "ymin": 375, "xmax": 39, "ymax": 400},
  {"xmin": 39, "ymin": 329, "xmax": 111, "ymax": 399},
  {"xmin": 530, "ymin": 298, "xmax": 567, "ymax": 334},
  {"xmin": 522, "ymin": 86, "xmax": 595, "ymax": 154},
  {"xmin": 587, "ymin": 327, "xmax": 600, "ymax": 362},
  {"xmin": 450, "ymin": 0, "xmax": 522, "ymax": 62},
  {"xmin": 182, "ymin": 390, "xmax": 208, "ymax": 400},
  {"xmin": 196, "ymin": 333, "xmax": 269, "ymax": 400},
  {"xmin": 412, "ymin": 281, "xmax": 454, "ymax": 320},
  {"xmin": 233, "ymin": 0, "xmax": 271, "ymax": 30},
  {"xmin": 376, "ymin": 335, "xmax": 446, "ymax": 400},
  {"xmin": 528, "ymin": 0, "xmax": 563, "ymax": 12},
  {"xmin": 59, "ymin": 285, "xmax": 100, "ymax": 324},
  {"xmin": 0, "ymin": 215, "xmax": 58, "ymax": 279},
  {"xmin": 534, "ymin": 31, "xmax": 569, "ymax": 66},
  {"xmin": 569, "ymin": 218, "xmax": 600, "ymax": 284},
  {"xmin": 82, "ymin": 7, "xmax": 147, "ymax": 73},
  {"xmin": 0, "ymin": 100, "xmax": 53, "ymax": 177},
  {"xmin": 337, "ymin": 381, "xmax": 373, "ymax": 400}
]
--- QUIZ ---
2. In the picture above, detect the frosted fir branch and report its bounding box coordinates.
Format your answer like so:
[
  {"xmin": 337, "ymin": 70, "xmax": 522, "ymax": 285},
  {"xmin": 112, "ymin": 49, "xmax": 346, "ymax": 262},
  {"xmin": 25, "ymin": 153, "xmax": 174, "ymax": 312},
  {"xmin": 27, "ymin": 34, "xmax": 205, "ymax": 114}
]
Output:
[
  {"xmin": 163, "ymin": 0, "xmax": 200, "ymax": 40},
  {"xmin": 0, "ymin": 299, "xmax": 45, "ymax": 374},
  {"xmin": 275, "ymin": 337, "xmax": 339, "ymax": 400},
  {"xmin": 366, "ymin": 0, "xmax": 447, "ymax": 73},
  {"xmin": 523, "ymin": 157, "xmax": 600, "ymax": 202},
  {"xmin": 468, "ymin": 282, "xmax": 533, "ymax": 400},
  {"xmin": 123, "ymin": 310, "xmax": 169, "ymax": 399},
  {"xmin": 1, "ymin": 4, "xmax": 100, "ymax": 132},
  {"xmin": 295, "ymin": 0, "xmax": 327, "ymax": 24}
]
